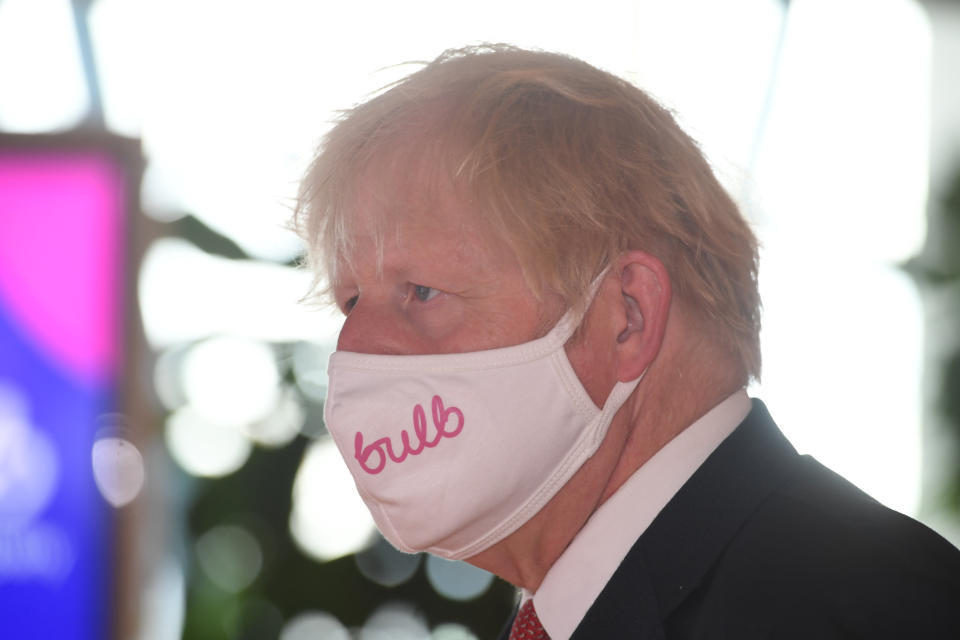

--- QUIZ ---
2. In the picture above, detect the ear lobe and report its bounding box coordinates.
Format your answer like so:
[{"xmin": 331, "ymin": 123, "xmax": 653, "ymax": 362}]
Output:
[{"xmin": 614, "ymin": 252, "xmax": 672, "ymax": 382}]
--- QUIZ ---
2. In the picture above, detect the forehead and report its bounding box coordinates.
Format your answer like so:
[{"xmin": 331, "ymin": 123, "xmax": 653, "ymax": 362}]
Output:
[{"xmin": 334, "ymin": 146, "xmax": 506, "ymax": 273}]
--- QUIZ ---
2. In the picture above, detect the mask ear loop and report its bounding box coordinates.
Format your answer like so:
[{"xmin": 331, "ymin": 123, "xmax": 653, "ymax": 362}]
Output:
[
  {"xmin": 579, "ymin": 264, "xmax": 648, "ymax": 389},
  {"xmin": 563, "ymin": 265, "xmax": 613, "ymax": 337},
  {"xmin": 590, "ymin": 263, "xmax": 649, "ymax": 442},
  {"xmin": 585, "ymin": 265, "xmax": 613, "ymax": 304}
]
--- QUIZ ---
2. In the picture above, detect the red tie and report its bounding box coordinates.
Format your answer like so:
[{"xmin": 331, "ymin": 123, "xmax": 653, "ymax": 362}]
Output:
[{"xmin": 509, "ymin": 599, "xmax": 551, "ymax": 640}]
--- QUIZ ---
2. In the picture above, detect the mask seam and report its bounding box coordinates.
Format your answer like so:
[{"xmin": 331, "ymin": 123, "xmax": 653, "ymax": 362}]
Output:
[
  {"xmin": 328, "ymin": 312, "xmax": 579, "ymax": 373},
  {"xmin": 327, "ymin": 267, "xmax": 611, "ymax": 374}
]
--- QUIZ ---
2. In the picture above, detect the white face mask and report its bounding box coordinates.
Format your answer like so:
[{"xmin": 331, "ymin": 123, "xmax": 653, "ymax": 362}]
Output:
[{"xmin": 324, "ymin": 279, "xmax": 643, "ymax": 560}]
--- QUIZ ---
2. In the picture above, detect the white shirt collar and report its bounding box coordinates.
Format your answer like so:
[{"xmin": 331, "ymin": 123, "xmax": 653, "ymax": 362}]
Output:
[{"xmin": 528, "ymin": 389, "xmax": 752, "ymax": 640}]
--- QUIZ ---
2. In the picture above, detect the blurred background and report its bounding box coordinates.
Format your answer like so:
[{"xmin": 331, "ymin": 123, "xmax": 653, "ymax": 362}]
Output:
[{"xmin": 1, "ymin": 0, "xmax": 959, "ymax": 638}]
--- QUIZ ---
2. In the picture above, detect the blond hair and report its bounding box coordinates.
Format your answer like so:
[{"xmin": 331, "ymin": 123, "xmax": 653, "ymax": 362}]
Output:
[{"xmin": 295, "ymin": 44, "xmax": 762, "ymax": 379}]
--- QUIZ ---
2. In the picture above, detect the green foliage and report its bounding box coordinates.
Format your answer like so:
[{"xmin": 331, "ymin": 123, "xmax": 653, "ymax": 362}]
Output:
[
  {"xmin": 177, "ymin": 435, "xmax": 516, "ymax": 640},
  {"xmin": 918, "ymin": 162, "xmax": 960, "ymax": 515}
]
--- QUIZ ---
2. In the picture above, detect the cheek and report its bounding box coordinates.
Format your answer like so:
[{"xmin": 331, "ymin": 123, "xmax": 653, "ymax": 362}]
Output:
[
  {"xmin": 441, "ymin": 317, "xmax": 516, "ymax": 353},
  {"xmin": 337, "ymin": 298, "xmax": 473, "ymax": 356},
  {"xmin": 457, "ymin": 297, "xmax": 551, "ymax": 352}
]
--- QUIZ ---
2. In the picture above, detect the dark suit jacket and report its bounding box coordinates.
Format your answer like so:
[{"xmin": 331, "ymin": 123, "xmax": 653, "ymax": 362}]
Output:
[{"xmin": 501, "ymin": 401, "xmax": 960, "ymax": 639}]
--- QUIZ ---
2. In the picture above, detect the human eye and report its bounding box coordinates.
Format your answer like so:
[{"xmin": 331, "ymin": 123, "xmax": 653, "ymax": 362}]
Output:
[{"xmin": 412, "ymin": 284, "xmax": 441, "ymax": 303}]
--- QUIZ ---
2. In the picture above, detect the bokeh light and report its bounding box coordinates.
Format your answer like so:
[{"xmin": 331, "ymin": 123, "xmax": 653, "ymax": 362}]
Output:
[
  {"xmin": 359, "ymin": 602, "xmax": 430, "ymax": 640},
  {"xmin": 432, "ymin": 623, "xmax": 479, "ymax": 640},
  {"xmin": 138, "ymin": 237, "xmax": 339, "ymax": 349},
  {"xmin": 86, "ymin": 0, "xmax": 144, "ymax": 138},
  {"xmin": 425, "ymin": 556, "xmax": 495, "ymax": 602},
  {"xmin": 0, "ymin": 0, "xmax": 88, "ymax": 132},
  {"xmin": 135, "ymin": 556, "xmax": 185, "ymax": 640},
  {"xmin": 355, "ymin": 536, "xmax": 423, "ymax": 588},
  {"xmin": 91, "ymin": 434, "xmax": 144, "ymax": 508},
  {"xmin": 244, "ymin": 384, "xmax": 304, "ymax": 448},
  {"xmin": 180, "ymin": 336, "xmax": 279, "ymax": 427},
  {"xmin": 139, "ymin": 161, "xmax": 189, "ymax": 223},
  {"xmin": 194, "ymin": 524, "xmax": 263, "ymax": 593},
  {"xmin": 164, "ymin": 406, "xmax": 251, "ymax": 478},
  {"xmin": 289, "ymin": 437, "xmax": 376, "ymax": 561},
  {"xmin": 291, "ymin": 340, "xmax": 334, "ymax": 405},
  {"xmin": 152, "ymin": 345, "xmax": 189, "ymax": 412},
  {"xmin": 221, "ymin": 596, "xmax": 284, "ymax": 640},
  {"xmin": 279, "ymin": 611, "xmax": 351, "ymax": 640}
]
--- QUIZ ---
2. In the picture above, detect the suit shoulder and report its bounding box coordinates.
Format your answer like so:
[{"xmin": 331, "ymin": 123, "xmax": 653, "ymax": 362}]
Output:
[
  {"xmin": 682, "ymin": 455, "xmax": 960, "ymax": 637},
  {"xmin": 768, "ymin": 455, "xmax": 960, "ymax": 563}
]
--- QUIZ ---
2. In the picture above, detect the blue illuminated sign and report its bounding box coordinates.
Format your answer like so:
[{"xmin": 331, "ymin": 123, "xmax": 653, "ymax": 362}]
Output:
[{"xmin": 0, "ymin": 141, "xmax": 132, "ymax": 639}]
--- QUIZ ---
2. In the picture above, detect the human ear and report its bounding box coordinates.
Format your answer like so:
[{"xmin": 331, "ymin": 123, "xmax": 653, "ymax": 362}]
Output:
[
  {"xmin": 613, "ymin": 251, "xmax": 672, "ymax": 382},
  {"xmin": 616, "ymin": 294, "xmax": 643, "ymax": 343}
]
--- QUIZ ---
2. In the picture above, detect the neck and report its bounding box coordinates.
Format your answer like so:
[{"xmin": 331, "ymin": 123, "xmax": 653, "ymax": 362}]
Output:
[
  {"xmin": 598, "ymin": 370, "xmax": 745, "ymax": 505},
  {"xmin": 465, "ymin": 358, "xmax": 745, "ymax": 591}
]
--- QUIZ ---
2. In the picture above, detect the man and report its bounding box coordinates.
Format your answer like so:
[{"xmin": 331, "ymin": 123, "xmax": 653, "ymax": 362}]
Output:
[{"xmin": 294, "ymin": 44, "xmax": 960, "ymax": 639}]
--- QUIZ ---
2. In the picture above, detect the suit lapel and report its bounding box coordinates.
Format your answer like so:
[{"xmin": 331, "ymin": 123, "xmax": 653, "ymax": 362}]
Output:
[
  {"xmin": 572, "ymin": 400, "xmax": 801, "ymax": 637},
  {"xmin": 572, "ymin": 548, "xmax": 666, "ymax": 639}
]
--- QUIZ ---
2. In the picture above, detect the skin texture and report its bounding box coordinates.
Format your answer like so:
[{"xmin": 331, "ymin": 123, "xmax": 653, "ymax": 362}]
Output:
[{"xmin": 331, "ymin": 158, "xmax": 744, "ymax": 591}]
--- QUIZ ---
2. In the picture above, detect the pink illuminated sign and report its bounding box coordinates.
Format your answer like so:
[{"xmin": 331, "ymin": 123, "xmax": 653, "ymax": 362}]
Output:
[{"xmin": 0, "ymin": 152, "xmax": 125, "ymax": 384}]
